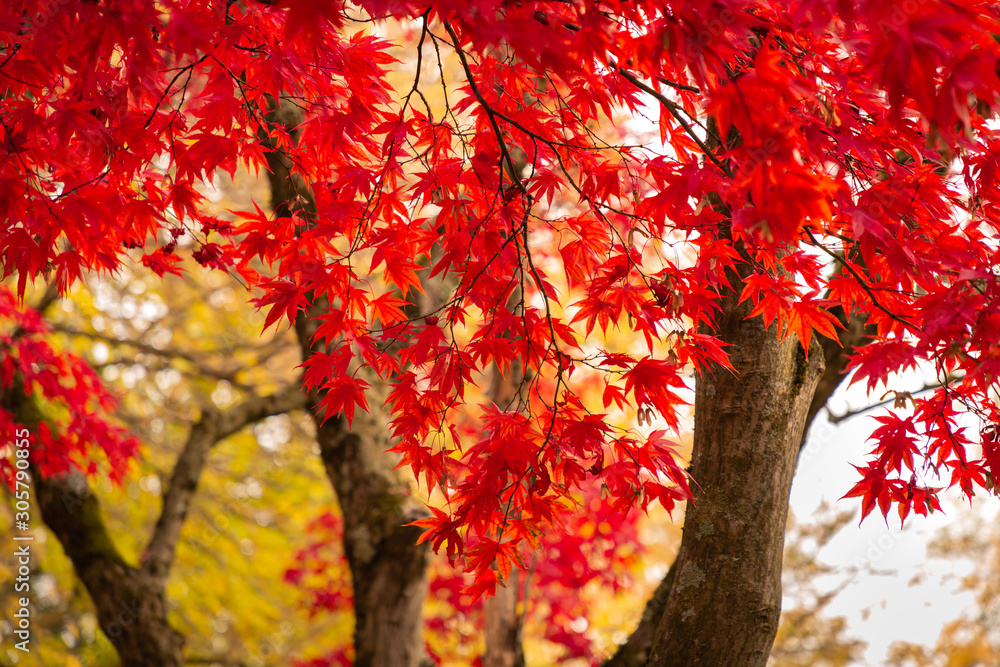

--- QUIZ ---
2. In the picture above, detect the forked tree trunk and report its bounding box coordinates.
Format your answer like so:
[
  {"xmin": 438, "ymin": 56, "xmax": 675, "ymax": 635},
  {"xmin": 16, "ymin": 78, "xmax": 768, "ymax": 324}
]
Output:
[
  {"xmin": 35, "ymin": 473, "xmax": 186, "ymax": 667},
  {"xmin": 646, "ymin": 281, "xmax": 825, "ymax": 666},
  {"xmin": 14, "ymin": 369, "xmax": 304, "ymax": 667},
  {"xmin": 2, "ymin": 380, "xmax": 185, "ymax": 667}
]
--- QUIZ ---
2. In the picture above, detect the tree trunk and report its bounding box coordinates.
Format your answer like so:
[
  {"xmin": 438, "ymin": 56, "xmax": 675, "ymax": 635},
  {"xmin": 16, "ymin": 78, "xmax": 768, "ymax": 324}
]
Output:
[
  {"xmin": 483, "ymin": 570, "xmax": 525, "ymax": 667},
  {"xmin": 259, "ymin": 90, "xmax": 432, "ymax": 666},
  {"xmin": 646, "ymin": 284, "xmax": 825, "ymax": 666},
  {"xmin": 2, "ymin": 377, "xmax": 185, "ymax": 667},
  {"xmin": 260, "ymin": 92, "xmax": 433, "ymax": 666},
  {"xmin": 608, "ymin": 309, "xmax": 868, "ymax": 666},
  {"xmin": 5, "ymin": 310, "xmax": 304, "ymax": 667},
  {"xmin": 35, "ymin": 472, "xmax": 186, "ymax": 667},
  {"xmin": 295, "ymin": 309, "xmax": 433, "ymax": 667},
  {"xmin": 482, "ymin": 288, "xmax": 527, "ymax": 667}
]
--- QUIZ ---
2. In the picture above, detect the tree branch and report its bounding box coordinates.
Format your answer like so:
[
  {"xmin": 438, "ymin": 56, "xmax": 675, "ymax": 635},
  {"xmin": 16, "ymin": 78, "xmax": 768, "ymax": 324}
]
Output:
[
  {"xmin": 32, "ymin": 282, "xmax": 60, "ymax": 315},
  {"xmin": 826, "ymin": 378, "xmax": 952, "ymax": 424},
  {"xmin": 804, "ymin": 229, "xmax": 915, "ymax": 329},
  {"xmin": 50, "ymin": 324, "xmax": 251, "ymax": 387},
  {"xmin": 1, "ymin": 376, "xmax": 186, "ymax": 666},
  {"xmin": 798, "ymin": 308, "xmax": 874, "ymax": 452},
  {"xmin": 142, "ymin": 382, "xmax": 306, "ymax": 581},
  {"xmin": 611, "ymin": 64, "xmax": 730, "ymax": 175},
  {"xmin": 443, "ymin": 21, "xmax": 528, "ymax": 196}
]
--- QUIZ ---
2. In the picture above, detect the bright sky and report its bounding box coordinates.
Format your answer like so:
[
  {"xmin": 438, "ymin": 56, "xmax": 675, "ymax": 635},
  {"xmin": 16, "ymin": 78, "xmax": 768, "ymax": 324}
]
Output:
[{"xmin": 791, "ymin": 373, "xmax": 995, "ymax": 665}]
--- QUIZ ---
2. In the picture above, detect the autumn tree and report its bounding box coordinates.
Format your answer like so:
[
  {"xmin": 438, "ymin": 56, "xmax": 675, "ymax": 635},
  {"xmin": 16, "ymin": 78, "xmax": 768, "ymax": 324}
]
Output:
[
  {"xmin": 0, "ymin": 261, "xmax": 667, "ymax": 666},
  {"xmin": 0, "ymin": 271, "xmax": 310, "ymax": 666},
  {"xmin": 4, "ymin": 1, "xmax": 1000, "ymax": 666}
]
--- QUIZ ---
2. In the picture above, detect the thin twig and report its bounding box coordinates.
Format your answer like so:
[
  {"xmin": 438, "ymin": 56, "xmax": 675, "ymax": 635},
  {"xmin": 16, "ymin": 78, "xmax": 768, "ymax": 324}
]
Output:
[
  {"xmin": 612, "ymin": 64, "xmax": 731, "ymax": 175},
  {"xmin": 804, "ymin": 228, "xmax": 915, "ymax": 329},
  {"xmin": 443, "ymin": 21, "xmax": 528, "ymax": 196},
  {"xmin": 827, "ymin": 378, "xmax": 956, "ymax": 424}
]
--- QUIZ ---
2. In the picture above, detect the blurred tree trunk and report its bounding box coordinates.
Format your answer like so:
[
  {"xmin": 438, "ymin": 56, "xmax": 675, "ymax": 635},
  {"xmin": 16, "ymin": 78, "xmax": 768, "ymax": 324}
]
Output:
[
  {"xmin": 9, "ymin": 368, "xmax": 303, "ymax": 667},
  {"xmin": 34, "ymin": 470, "xmax": 185, "ymax": 667},
  {"xmin": 483, "ymin": 332, "xmax": 527, "ymax": 667},
  {"xmin": 484, "ymin": 570, "xmax": 524, "ymax": 667},
  {"xmin": 294, "ymin": 306, "xmax": 433, "ymax": 667}
]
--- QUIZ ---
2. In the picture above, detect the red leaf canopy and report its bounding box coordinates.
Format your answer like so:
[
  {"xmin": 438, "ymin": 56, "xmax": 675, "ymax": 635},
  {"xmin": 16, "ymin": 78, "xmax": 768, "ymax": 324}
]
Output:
[{"xmin": 3, "ymin": 0, "xmax": 1000, "ymax": 586}]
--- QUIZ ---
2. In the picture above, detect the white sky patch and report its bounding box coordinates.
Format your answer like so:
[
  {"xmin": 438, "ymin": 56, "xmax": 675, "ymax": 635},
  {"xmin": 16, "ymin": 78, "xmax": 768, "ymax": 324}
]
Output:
[{"xmin": 792, "ymin": 365, "xmax": 996, "ymax": 664}]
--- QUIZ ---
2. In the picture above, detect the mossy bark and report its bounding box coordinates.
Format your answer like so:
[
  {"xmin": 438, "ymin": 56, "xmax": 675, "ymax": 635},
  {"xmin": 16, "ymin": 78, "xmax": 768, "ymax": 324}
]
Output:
[
  {"xmin": 35, "ymin": 473, "xmax": 186, "ymax": 667},
  {"xmin": 2, "ymin": 382, "xmax": 184, "ymax": 667}
]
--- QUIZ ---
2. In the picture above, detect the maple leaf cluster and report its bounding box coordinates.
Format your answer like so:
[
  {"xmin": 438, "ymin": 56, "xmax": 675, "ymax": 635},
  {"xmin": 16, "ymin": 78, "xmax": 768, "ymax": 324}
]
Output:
[
  {"xmin": 0, "ymin": 288, "xmax": 139, "ymax": 486},
  {"xmin": 288, "ymin": 481, "xmax": 647, "ymax": 665},
  {"xmin": 3, "ymin": 0, "xmax": 1000, "ymax": 589}
]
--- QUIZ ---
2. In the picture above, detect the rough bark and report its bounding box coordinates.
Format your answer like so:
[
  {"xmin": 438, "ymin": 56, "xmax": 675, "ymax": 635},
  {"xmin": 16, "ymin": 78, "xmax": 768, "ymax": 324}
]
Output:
[
  {"xmin": 606, "ymin": 302, "xmax": 870, "ymax": 666},
  {"xmin": 35, "ymin": 471, "xmax": 186, "ymax": 667},
  {"xmin": 646, "ymin": 282, "xmax": 825, "ymax": 666},
  {"xmin": 605, "ymin": 117, "xmax": 866, "ymax": 666}
]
